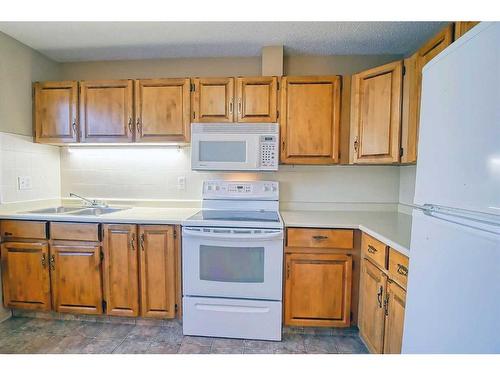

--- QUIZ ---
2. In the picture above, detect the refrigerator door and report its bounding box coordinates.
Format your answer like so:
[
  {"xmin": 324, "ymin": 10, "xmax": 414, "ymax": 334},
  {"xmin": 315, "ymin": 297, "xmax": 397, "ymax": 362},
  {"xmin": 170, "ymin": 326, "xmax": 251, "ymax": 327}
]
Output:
[
  {"xmin": 414, "ymin": 22, "xmax": 500, "ymax": 215},
  {"xmin": 403, "ymin": 209, "xmax": 500, "ymax": 353}
]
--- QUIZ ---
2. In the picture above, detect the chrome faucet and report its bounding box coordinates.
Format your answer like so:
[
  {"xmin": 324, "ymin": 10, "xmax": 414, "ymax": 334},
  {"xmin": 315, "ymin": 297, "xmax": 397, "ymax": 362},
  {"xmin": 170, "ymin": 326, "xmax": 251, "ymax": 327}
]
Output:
[{"xmin": 69, "ymin": 193, "xmax": 108, "ymax": 208}]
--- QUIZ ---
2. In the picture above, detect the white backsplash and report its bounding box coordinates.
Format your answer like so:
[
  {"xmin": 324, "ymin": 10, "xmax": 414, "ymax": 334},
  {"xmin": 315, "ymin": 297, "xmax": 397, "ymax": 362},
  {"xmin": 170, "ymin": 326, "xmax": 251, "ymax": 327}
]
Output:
[
  {"xmin": 0, "ymin": 133, "xmax": 61, "ymax": 203},
  {"xmin": 60, "ymin": 146, "xmax": 401, "ymax": 210}
]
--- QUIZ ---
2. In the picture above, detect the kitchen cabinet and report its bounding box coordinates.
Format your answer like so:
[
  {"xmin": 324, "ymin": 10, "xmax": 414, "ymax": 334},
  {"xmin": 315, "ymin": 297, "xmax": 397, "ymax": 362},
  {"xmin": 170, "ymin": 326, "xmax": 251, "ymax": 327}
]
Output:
[
  {"xmin": 1, "ymin": 241, "xmax": 51, "ymax": 311},
  {"xmin": 454, "ymin": 21, "xmax": 479, "ymax": 40},
  {"xmin": 383, "ymin": 280, "xmax": 407, "ymax": 354},
  {"xmin": 192, "ymin": 77, "xmax": 234, "ymax": 122},
  {"xmin": 79, "ymin": 80, "xmax": 134, "ymax": 143},
  {"xmin": 236, "ymin": 77, "xmax": 278, "ymax": 122},
  {"xmin": 351, "ymin": 61, "xmax": 403, "ymax": 164},
  {"xmin": 102, "ymin": 224, "xmax": 139, "ymax": 317},
  {"xmin": 135, "ymin": 78, "xmax": 191, "ymax": 142},
  {"xmin": 34, "ymin": 81, "xmax": 79, "ymax": 144},
  {"xmin": 280, "ymin": 76, "xmax": 341, "ymax": 164},
  {"xmin": 139, "ymin": 225, "xmax": 176, "ymax": 318},
  {"xmin": 49, "ymin": 241, "xmax": 103, "ymax": 315}
]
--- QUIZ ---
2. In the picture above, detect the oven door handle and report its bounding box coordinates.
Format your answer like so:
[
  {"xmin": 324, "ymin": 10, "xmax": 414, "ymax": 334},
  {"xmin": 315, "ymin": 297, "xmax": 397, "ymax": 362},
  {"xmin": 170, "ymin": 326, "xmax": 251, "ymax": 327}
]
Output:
[{"xmin": 182, "ymin": 228, "xmax": 283, "ymax": 241}]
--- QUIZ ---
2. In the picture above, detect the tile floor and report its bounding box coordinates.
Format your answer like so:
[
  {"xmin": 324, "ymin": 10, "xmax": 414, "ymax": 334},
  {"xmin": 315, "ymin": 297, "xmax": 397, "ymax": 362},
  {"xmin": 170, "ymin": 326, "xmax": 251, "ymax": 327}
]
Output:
[{"xmin": 0, "ymin": 317, "xmax": 368, "ymax": 354}]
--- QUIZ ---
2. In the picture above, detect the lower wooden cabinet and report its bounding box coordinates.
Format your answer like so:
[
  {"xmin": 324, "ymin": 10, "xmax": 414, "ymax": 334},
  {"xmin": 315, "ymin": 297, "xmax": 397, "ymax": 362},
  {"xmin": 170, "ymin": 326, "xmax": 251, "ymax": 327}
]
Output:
[
  {"xmin": 383, "ymin": 280, "xmax": 407, "ymax": 354},
  {"xmin": 139, "ymin": 225, "xmax": 176, "ymax": 318},
  {"xmin": 102, "ymin": 224, "xmax": 139, "ymax": 317},
  {"xmin": 0, "ymin": 241, "xmax": 51, "ymax": 311},
  {"xmin": 50, "ymin": 241, "xmax": 103, "ymax": 315},
  {"xmin": 285, "ymin": 252, "xmax": 352, "ymax": 327}
]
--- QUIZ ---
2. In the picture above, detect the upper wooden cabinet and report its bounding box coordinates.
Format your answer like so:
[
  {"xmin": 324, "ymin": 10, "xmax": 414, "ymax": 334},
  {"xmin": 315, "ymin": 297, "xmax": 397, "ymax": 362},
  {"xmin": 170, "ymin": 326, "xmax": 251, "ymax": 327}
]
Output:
[
  {"xmin": 454, "ymin": 21, "xmax": 479, "ymax": 40},
  {"xmin": 1, "ymin": 241, "xmax": 51, "ymax": 311},
  {"xmin": 351, "ymin": 61, "xmax": 403, "ymax": 164},
  {"xmin": 236, "ymin": 77, "xmax": 278, "ymax": 122},
  {"xmin": 135, "ymin": 78, "xmax": 191, "ymax": 142},
  {"xmin": 418, "ymin": 24, "xmax": 454, "ymax": 69},
  {"xmin": 34, "ymin": 81, "xmax": 79, "ymax": 144},
  {"xmin": 192, "ymin": 77, "xmax": 234, "ymax": 122},
  {"xmin": 280, "ymin": 76, "xmax": 341, "ymax": 164},
  {"xmin": 79, "ymin": 80, "xmax": 134, "ymax": 143}
]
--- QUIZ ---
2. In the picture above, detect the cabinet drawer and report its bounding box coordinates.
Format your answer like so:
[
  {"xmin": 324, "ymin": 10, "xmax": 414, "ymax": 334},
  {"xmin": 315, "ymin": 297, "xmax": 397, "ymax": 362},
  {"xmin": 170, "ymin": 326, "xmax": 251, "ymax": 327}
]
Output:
[
  {"xmin": 287, "ymin": 228, "xmax": 354, "ymax": 249},
  {"xmin": 362, "ymin": 233, "xmax": 388, "ymax": 269},
  {"xmin": 50, "ymin": 222, "xmax": 100, "ymax": 242},
  {"xmin": 388, "ymin": 248, "xmax": 409, "ymax": 289},
  {"xmin": 1, "ymin": 220, "xmax": 48, "ymax": 240}
]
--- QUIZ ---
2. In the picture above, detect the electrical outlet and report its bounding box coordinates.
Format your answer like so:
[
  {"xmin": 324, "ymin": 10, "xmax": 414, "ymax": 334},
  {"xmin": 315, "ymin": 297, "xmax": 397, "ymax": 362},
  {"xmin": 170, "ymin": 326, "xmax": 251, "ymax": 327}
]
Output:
[
  {"xmin": 17, "ymin": 176, "xmax": 33, "ymax": 190},
  {"xmin": 177, "ymin": 176, "xmax": 186, "ymax": 191}
]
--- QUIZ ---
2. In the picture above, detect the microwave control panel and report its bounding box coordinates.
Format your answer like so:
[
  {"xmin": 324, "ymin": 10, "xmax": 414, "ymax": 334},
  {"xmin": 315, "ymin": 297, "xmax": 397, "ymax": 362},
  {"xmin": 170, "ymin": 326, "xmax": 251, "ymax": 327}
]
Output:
[{"xmin": 260, "ymin": 135, "xmax": 278, "ymax": 169}]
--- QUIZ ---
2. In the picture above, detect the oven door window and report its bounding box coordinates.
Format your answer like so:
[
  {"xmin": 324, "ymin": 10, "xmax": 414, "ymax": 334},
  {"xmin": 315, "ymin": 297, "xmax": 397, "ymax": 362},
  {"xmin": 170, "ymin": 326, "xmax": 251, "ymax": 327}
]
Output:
[
  {"xmin": 199, "ymin": 141, "xmax": 247, "ymax": 162},
  {"xmin": 199, "ymin": 245, "xmax": 264, "ymax": 283}
]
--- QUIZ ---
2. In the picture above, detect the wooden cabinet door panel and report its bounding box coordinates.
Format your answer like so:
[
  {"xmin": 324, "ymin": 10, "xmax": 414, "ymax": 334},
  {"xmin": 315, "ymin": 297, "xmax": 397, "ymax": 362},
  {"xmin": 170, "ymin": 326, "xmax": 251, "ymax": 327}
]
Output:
[
  {"xmin": 281, "ymin": 76, "xmax": 341, "ymax": 164},
  {"xmin": 351, "ymin": 61, "xmax": 403, "ymax": 164},
  {"xmin": 80, "ymin": 80, "xmax": 134, "ymax": 142},
  {"xmin": 285, "ymin": 253, "xmax": 352, "ymax": 327},
  {"xmin": 139, "ymin": 225, "xmax": 176, "ymax": 318},
  {"xmin": 192, "ymin": 77, "xmax": 234, "ymax": 122},
  {"xmin": 50, "ymin": 242, "xmax": 102, "ymax": 315},
  {"xmin": 1, "ymin": 242, "xmax": 51, "ymax": 310},
  {"xmin": 454, "ymin": 21, "xmax": 479, "ymax": 40},
  {"xmin": 236, "ymin": 77, "xmax": 277, "ymax": 122},
  {"xmin": 103, "ymin": 224, "xmax": 139, "ymax": 317},
  {"xmin": 383, "ymin": 280, "xmax": 407, "ymax": 354},
  {"xmin": 359, "ymin": 259, "xmax": 387, "ymax": 353},
  {"xmin": 135, "ymin": 78, "xmax": 190, "ymax": 142},
  {"xmin": 34, "ymin": 81, "xmax": 78, "ymax": 144}
]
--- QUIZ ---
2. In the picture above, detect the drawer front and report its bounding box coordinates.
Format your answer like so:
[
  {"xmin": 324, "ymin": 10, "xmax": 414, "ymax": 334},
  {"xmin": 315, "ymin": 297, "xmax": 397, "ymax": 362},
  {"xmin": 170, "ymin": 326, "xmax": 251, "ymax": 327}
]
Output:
[
  {"xmin": 1, "ymin": 220, "xmax": 48, "ymax": 240},
  {"xmin": 362, "ymin": 233, "xmax": 387, "ymax": 269},
  {"xmin": 50, "ymin": 222, "xmax": 100, "ymax": 242},
  {"xmin": 287, "ymin": 228, "xmax": 354, "ymax": 249},
  {"xmin": 388, "ymin": 248, "xmax": 409, "ymax": 289}
]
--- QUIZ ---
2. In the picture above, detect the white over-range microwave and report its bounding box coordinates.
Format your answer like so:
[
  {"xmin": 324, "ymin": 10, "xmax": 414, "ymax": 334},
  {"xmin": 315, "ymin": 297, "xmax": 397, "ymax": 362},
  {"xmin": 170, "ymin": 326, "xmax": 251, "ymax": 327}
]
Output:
[{"xmin": 191, "ymin": 123, "xmax": 279, "ymax": 171}]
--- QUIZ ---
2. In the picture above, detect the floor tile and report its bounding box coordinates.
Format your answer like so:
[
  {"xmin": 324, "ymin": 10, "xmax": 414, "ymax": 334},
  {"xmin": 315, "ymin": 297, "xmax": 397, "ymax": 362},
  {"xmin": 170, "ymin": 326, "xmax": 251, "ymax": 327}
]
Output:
[
  {"xmin": 113, "ymin": 338, "xmax": 151, "ymax": 354},
  {"xmin": 154, "ymin": 326, "xmax": 184, "ymax": 344},
  {"xmin": 75, "ymin": 322, "xmax": 105, "ymax": 338},
  {"xmin": 126, "ymin": 325, "xmax": 163, "ymax": 341},
  {"xmin": 303, "ymin": 335, "xmax": 338, "ymax": 354},
  {"xmin": 47, "ymin": 335, "xmax": 94, "ymax": 354},
  {"xmin": 211, "ymin": 338, "xmax": 245, "ymax": 354},
  {"xmin": 178, "ymin": 342, "xmax": 211, "ymax": 354},
  {"xmin": 332, "ymin": 335, "xmax": 369, "ymax": 354},
  {"xmin": 95, "ymin": 323, "xmax": 134, "ymax": 340},
  {"xmin": 80, "ymin": 338, "xmax": 123, "ymax": 354},
  {"xmin": 0, "ymin": 317, "xmax": 32, "ymax": 334},
  {"xmin": 182, "ymin": 335, "xmax": 214, "ymax": 346},
  {"xmin": 148, "ymin": 342, "xmax": 180, "ymax": 354}
]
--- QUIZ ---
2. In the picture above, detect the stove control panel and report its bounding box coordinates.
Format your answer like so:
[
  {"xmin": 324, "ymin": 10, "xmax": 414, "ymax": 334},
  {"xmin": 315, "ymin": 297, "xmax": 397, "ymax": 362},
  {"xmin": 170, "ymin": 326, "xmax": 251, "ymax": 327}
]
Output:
[{"xmin": 203, "ymin": 180, "xmax": 279, "ymax": 200}]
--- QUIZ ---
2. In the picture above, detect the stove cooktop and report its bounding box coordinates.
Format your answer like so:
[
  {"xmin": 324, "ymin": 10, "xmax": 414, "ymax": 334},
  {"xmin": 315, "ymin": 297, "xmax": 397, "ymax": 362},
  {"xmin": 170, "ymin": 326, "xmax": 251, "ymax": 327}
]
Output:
[{"xmin": 187, "ymin": 209, "xmax": 280, "ymax": 223}]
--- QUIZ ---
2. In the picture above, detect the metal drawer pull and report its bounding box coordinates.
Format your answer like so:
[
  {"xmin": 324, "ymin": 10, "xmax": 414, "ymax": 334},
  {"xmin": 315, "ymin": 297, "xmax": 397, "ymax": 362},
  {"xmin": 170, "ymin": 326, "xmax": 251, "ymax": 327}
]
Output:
[
  {"xmin": 377, "ymin": 286, "xmax": 383, "ymax": 308},
  {"xmin": 140, "ymin": 233, "xmax": 145, "ymax": 251},
  {"xmin": 128, "ymin": 117, "xmax": 133, "ymax": 133},
  {"xmin": 312, "ymin": 235, "xmax": 328, "ymax": 240},
  {"xmin": 49, "ymin": 255, "xmax": 55, "ymax": 271},
  {"xmin": 384, "ymin": 294, "xmax": 389, "ymax": 316},
  {"xmin": 130, "ymin": 234, "xmax": 135, "ymax": 251},
  {"xmin": 397, "ymin": 264, "xmax": 409, "ymax": 277},
  {"xmin": 367, "ymin": 245, "xmax": 378, "ymax": 254},
  {"xmin": 41, "ymin": 254, "xmax": 46, "ymax": 268}
]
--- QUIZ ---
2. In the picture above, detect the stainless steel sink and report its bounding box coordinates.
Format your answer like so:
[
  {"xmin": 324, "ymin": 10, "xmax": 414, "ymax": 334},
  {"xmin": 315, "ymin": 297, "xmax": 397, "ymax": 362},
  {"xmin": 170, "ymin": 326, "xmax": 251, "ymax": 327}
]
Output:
[
  {"xmin": 68, "ymin": 207, "xmax": 129, "ymax": 216},
  {"xmin": 23, "ymin": 206, "xmax": 83, "ymax": 214}
]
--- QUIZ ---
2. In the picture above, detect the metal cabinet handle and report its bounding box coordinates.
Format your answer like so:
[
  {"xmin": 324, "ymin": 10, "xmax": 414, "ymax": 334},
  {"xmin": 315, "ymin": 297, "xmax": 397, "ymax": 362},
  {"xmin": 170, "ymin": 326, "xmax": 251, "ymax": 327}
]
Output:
[
  {"xmin": 229, "ymin": 98, "xmax": 233, "ymax": 114},
  {"xmin": 3, "ymin": 232, "xmax": 13, "ymax": 237},
  {"xmin": 140, "ymin": 233, "xmax": 145, "ymax": 251},
  {"xmin": 128, "ymin": 117, "xmax": 133, "ymax": 133},
  {"xmin": 49, "ymin": 255, "xmax": 55, "ymax": 271},
  {"xmin": 367, "ymin": 245, "xmax": 378, "ymax": 254},
  {"xmin": 354, "ymin": 136, "xmax": 359, "ymax": 152},
  {"xmin": 41, "ymin": 254, "xmax": 46, "ymax": 268},
  {"xmin": 237, "ymin": 98, "xmax": 242, "ymax": 114},
  {"xmin": 286, "ymin": 263, "xmax": 290, "ymax": 279},
  {"xmin": 136, "ymin": 118, "xmax": 142, "ymax": 135},
  {"xmin": 397, "ymin": 264, "xmax": 409, "ymax": 277},
  {"xmin": 377, "ymin": 285, "xmax": 383, "ymax": 308},
  {"xmin": 130, "ymin": 234, "xmax": 135, "ymax": 251},
  {"xmin": 72, "ymin": 119, "xmax": 77, "ymax": 134},
  {"xmin": 384, "ymin": 293, "xmax": 389, "ymax": 316},
  {"xmin": 312, "ymin": 235, "xmax": 328, "ymax": 241}
]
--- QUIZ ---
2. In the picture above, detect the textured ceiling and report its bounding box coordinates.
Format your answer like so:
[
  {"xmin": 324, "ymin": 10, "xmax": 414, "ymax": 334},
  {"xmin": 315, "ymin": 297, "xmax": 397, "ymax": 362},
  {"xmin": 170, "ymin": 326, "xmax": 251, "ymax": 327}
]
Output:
[{"xmin": 0, "ymin": 22, "xmax": 448, "ymax": 62}]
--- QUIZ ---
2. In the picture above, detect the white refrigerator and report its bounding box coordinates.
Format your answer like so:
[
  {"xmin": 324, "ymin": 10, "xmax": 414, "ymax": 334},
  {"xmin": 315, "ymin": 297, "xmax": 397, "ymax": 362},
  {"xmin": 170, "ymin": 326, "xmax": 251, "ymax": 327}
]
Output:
[{"xmin": 402, "ymin": 22, "xmax": 500, "ymax": 353}]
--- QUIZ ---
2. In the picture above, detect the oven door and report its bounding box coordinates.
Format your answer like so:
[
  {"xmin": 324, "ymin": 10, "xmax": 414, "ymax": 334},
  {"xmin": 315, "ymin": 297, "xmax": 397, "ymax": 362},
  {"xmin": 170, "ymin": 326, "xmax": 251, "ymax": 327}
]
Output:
[
  {"xmin": 191, "ymin": 133, "xmax": 260, "ymax": 171},
  {"xmin": 182, "ymin": 227, "xmax": 283, "ymax": 300}
]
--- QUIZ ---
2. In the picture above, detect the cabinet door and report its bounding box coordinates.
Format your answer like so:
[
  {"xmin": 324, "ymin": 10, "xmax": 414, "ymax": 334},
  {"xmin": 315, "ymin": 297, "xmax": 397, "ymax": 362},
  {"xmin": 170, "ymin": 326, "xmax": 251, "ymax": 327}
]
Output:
[
  {"xmin": 351, "ymin": 60, "xmax": 403, "ymax": 164},
  {"xmin": 400, "ymin": 52, "xmax": 419, "ymax": 163},
  {"xmin": 1, "ymin": 242, "xmax": 51, "ymax": 311},
  {"xmin": 139, "ymin": 225, "xmax": 176, "ymax": 318},
  {"xmin": 192, "ymin": 77, "xmax": 234, "ymax": 122},
  {"xmin": 285, "ymin": 253, "xmax": 352, "ymax": 327},
  {"xmin": 50, "ymin": 242, "xmax": 103, "ymax": 315},
  {"xmin": 135, "ymin": 78, "xmax": 191, "ymax": 142},
  {"xmin": 359, "ymin": 259, "xmax": 387, "ymax": 353},
  {"xmin": 383, "ymin": 280, "xmax": 407, "ymax": 354},
  {"xmin": 236, "ymin": 77, "xmax": 278, "ymax": 122},
  {"xmin": 102, "ymin": 224, "xmax": 139, "ymax": 317},
  {"xmin": 34, "ymin": 81, "xmax": 79, "ymax": 144},
  {"xmin": 281, "ymin": 76, "xmax": 341, "ymax": 164},
  {"xmin": 454, "ymin": 21, "xmax": 479, "ymax": 40},
  {"xmin": 80, "ymin": 80, "xmax": 134, "ymax": 142}
]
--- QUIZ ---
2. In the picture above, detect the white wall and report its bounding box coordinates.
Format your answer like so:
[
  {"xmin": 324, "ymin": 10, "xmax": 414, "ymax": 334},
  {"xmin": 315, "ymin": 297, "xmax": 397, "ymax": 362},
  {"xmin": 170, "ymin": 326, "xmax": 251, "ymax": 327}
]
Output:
[
  {"xmin": 60, "ymin": 146, "xmax": 401, "ymax": 210},
  {"xmin": 399, "ymin": 165, "xmax": 417, "ymax": 208}
]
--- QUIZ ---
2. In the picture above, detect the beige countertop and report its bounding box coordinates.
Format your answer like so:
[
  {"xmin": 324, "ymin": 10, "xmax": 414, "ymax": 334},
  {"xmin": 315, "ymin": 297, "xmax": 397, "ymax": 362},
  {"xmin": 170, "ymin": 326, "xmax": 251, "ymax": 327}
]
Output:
[{"xmin": 281, "ymin": 210, "xmax": 412, "ymax": 257}]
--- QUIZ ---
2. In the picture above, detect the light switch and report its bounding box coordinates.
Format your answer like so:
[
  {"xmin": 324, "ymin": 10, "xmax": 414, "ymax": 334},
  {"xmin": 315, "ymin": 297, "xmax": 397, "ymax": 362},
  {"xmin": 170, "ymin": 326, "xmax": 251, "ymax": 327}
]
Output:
[
  {"xmin": 177, "ymin": 176, "xmax": 186, "ymax": 191},
  {"xmin": 18, "ymin": 176, "xmax": 33, "ymax": 190}
]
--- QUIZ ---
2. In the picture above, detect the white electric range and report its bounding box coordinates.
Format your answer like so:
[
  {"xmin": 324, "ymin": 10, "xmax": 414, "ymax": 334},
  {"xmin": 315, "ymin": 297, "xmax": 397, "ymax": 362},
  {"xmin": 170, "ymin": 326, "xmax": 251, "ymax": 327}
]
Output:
[{"xmin": 182, "ymin": 180, "xmax": 283, "ymax": 341}]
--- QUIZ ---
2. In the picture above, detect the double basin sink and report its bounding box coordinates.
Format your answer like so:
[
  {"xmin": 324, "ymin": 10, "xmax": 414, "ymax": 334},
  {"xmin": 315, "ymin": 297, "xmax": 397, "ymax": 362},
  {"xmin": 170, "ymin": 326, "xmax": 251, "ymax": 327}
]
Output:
[{"xmin": 23, "ymin": 206, "xmax": 129, "ymax": 216}]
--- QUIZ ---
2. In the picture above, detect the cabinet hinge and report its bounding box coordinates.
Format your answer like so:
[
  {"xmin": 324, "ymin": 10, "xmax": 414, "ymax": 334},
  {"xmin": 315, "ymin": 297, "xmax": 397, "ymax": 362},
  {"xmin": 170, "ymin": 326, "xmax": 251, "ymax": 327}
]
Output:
[
  {"xmin": 402, "ymin": 65, "xmax": 406, "ymax": 76},
  {"xmin": 190, "ymin": 83, "xmax": 195, "ymax": 92},
  {"xmin": 100, "ymin": 225, "xmax": 104, "ymax": 241},
  {"xmin": 175, "ymin": 304, "xmax": 178, "ymax": 312},
  {"xmin": 277, "ymin": 81, "xmax": 280, "ymax": 91},
  {"xmin": 100, "ymin": 250, "xmax": 104, "ymax": 262},
  {"xmin": 400, "ymin": 147, "xmax": 404, "ymax": 157},
  {"xmin": 173, "ymin": 229, "xmax": 177, "ymax": 239},
  {"xmin": 192, "ymin": 111, "xmax": 196, "ymax": 120},
  {"xmin": 102, "ymin": 300, "xmax": 107, "ymax": 313},
  {"xmin": 277, "ymin": 110, "xmax": 279, "ymax": 119}
]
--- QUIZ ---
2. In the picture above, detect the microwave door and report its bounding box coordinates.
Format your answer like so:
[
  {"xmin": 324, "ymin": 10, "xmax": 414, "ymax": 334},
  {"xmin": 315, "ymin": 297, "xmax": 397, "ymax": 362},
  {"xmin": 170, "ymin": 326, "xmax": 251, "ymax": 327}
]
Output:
[{"xmin": 192, "ymin": 134, "xmax": 259, "ymax": 170}]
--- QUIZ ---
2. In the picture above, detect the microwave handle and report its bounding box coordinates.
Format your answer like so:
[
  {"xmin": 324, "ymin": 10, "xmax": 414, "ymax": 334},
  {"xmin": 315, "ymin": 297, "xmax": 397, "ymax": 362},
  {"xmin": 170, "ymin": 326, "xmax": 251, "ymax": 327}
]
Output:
[{"xmin": 182, "ymin": 228, "xmax": 283, "ymax": 241}]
